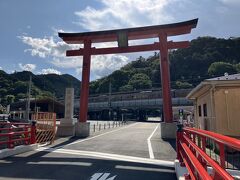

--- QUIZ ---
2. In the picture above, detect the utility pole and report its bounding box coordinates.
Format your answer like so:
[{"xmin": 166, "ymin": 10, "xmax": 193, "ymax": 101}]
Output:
[
  {"xmin": 26, "ymin": 75, "xmax": 32, "ymax": 121},
  {"xmin": 52, "ymin": 92, "xmax": 55, "ymax": 112}
]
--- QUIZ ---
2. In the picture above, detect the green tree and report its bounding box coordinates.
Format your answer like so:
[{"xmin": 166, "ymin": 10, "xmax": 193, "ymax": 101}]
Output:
[
  {"xmin": 119, "ymin": 85, "xmax": 133, "ymax": 92},
  {"xmin": 208, "ymin": 62, "xmax": 237, "ymax": 77},
  {"xmin": 110, "ymin": 70, "xmax": 131, "ymax": 92},
  {"xmin": 5, "ymin": 95, "xmax": 15, "ymax": 104},
  {"xmin": 13, "ymin": 81, "xmax": 28, "ymax": 94},
  {"xmin": 0, "ymin": 88, "xmax": 7, "ymax": 96},
  {"xmin": 235, "ymin": 63, "xmax": 240, "ymax": 73},
  {"xmin": 175, "ymin": 81, "xmax": 193, "ymax": 89},
  {"xmin": 16, "ymin": 93, "xmax": 26, "ymax": 100},
  {"xmin": 128, "ymin": 73, "xmax": 152, "ymax": 90}
]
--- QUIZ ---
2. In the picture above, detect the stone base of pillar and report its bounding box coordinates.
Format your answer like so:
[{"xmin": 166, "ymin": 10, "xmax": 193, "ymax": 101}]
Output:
[
  {"xmin": 56, "ymin": 118, "xmax": 77, "ymax": 137},
  {"xmin": 60, "ymin": 118, "xmax": 77, "ymax": 125},
  {"xmin": 75, "ymin": 122, "xmax": 90, "ymax": 138},
  {"xmin": 56, "ymin": 124, "xmax": 75, "ymax": 137},
  {"xmin": 159, "ymin": 122, "xmax": 177, "ymax": 139}
]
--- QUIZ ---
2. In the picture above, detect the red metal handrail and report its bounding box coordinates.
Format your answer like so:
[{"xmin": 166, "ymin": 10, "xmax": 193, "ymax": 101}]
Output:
[
  {"xmin": 184, "ymin": 127, "xmax": 240, "ymax": 151},
  {"xmin": 181, "ymin": 142, "xmax": 212, "ymax": 180},
  {"xmin": 177, "ymin": 125, "xmax": 239, "ymax": 179},
  {"xmin": 0, "ymin": 122, "xmax": 36, "ymax": 149},
  {"xmin": 183, "ymin": 134, "xmax": 234, "ymax": 179}
]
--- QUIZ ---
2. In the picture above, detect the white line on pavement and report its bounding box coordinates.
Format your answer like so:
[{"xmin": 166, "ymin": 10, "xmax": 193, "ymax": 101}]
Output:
[
  {"xmin": 147, "ymin": 124, "xmax": 159, "ymax": 159},
  {"xmin": 115, "ymin": 165, "xmax": 175, "ymax": 173},
  {"xmin": 27, "ymin": 161, "xmax": 92, "ymax": 166},
  {"xmin": 36, "ymin": 147, "xmax": 174, "ymax": 167}
]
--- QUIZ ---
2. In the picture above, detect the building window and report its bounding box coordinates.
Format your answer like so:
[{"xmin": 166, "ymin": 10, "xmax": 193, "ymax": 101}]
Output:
[
  {"xmin": 203, "ymin": 103, "xmax": 207, "ymax": 117},
  {"xmin": 198, "ymin": 105, "xmax": 202, "ymax": 117}
]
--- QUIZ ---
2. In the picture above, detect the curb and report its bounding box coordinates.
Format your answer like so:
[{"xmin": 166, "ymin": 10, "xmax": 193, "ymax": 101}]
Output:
[
  {"xmin": 174, "ymin": 159, "xmax": 188, "ymax": 180},
  {"xmin": 0, "ymin": 144, "xmax": 38, "ymax": 159}
]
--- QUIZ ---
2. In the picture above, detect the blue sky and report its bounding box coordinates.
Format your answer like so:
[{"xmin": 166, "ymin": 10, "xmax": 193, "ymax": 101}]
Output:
[{"xmin": 0, "ymin": 0, "xmax": 240, "ymax": 81}]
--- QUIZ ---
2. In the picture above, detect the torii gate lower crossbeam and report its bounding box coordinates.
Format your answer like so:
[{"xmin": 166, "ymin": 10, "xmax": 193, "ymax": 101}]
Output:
[{"xmin": 59, "ymin": 19, "xmax": 198, "ymax": 126}]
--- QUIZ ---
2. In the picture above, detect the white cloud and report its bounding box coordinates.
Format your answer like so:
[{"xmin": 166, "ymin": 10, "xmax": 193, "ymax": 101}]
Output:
[
  {"xmin": 19, "ymin": 35, "xmax": 81, "ymax": 69},
  {"xmin": 19, "ymin": 63, "xmax": 36, "ymax": 72},
  {"xmin": 91, "ymin": 54, "xmax": 130, "ymax": 80},
  {"xmin": 54, "ymin": 54, "xmax": 130, "ymax": 80},
  {"xmin": 0, "ymin": 67, "xmax": 2, "ymax": 70},
  {"xmin": 40, "ymin": 68, "xmax": 61, "ymax": 75},
  {"xmin": 75, "ymin": 0, "xmax": 174, "ymax": 31},
  {"xmin": 19, "ymin": 34, "xmax": 131, "ymax": 80},
  {"xmin": 51, "ymin": 58, "xmax": 81, "ymax": 68},
  {"xmin": 19, "ymin": 36, "xmax": 82, "ymax": 58}
]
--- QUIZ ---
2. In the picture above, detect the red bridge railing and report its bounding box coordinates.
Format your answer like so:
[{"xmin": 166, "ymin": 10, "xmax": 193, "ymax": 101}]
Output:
[
  {"xmin": 176, "ymin": 124, "xmax": 240, "ymax": 180},
  {"xmin": 0, "ymin": 121, "xmax": 36, "ymax": 149}
]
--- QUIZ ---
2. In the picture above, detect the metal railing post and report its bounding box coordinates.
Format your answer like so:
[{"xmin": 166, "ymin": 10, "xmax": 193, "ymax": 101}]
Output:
[
  {"xmin": 201, "ymin": 136, "xmax": 207, "ymax": 170},
  {"xmin": 177, "ymin": 123, "xmax": 183, "ymax": 163},
  {"xmin": 218, "ymin": 142, "xmax": 226, "ymax": 168},
  {"xmin": 30, "ymin": 120, "xmax": 36, "ymax": 144},
  {"xmin": 8, "ymin": 131, "xmax": 14, "ymax": 149},
  {"xmin": 24, "ymin": 126, "xmax": 29, "ymax": 145}
]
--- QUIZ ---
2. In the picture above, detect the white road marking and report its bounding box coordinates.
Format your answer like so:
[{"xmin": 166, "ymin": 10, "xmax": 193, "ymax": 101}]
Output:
[
  {"xmin": 67, "ymin": 122, "xmax": 140, "ymax": 146},
  {"xmin": 115, "ymin": 165, "xmax": 175, "ymax": 173},
  {"xmin": 91, "ymin": 173, "xmax": 103, "ymax": 180},
  {"xmin": 27, "ymin": 161, "xmax": 92, "ymax": 166},
  {"xmin": 91, "ymin": 173, "xmax": 116, "ymax": 180},
  {"xmin": 36, "ymin": 147, "xmax": 174, "ymax": 167},
  {"xmin": 147, "ymin": 124, "xmax": 159, "ymax": 159},
  {"xmin": 0, "ymin": 160, "xmax": 12, "ymax": 164},
  {"xmin": 98, "ymin": 173, "xmax": 116, "ymax": 180}
]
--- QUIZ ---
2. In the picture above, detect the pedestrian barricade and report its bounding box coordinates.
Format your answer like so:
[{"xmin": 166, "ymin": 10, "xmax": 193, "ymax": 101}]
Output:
[{"xmin": 32, "ymin": 112, "xmax": 56, "ymax": 144}]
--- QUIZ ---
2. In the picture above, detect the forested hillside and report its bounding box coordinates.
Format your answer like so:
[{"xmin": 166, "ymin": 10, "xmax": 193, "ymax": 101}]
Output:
[
  {"xmin": 0, "ymin": 70, "xmax": 80, "ymax": 105},
  {"xmin": 90, "ymin": 37, "xmax": 240, "ymax": 94}
]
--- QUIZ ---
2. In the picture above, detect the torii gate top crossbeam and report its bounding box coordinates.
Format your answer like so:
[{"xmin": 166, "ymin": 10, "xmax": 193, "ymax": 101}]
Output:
[{"xmin": 59, "ymin": 19, "xmax": 198, "ymax": 44}]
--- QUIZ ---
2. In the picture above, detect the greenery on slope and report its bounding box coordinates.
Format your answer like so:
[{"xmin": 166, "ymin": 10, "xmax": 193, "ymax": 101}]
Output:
[
  {"xmin": 0, "ymin": 70, "xmax": 80, "ymax": 105},
  {"xmin": 90, "ymin": 37, "xmax": 240, "ymax": 94}
]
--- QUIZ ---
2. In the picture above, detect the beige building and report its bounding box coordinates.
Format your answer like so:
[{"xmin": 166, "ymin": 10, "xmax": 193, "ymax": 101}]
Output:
[{"xmin": 187, "ymin": 73, "xmax": 240, "ymax": 137}]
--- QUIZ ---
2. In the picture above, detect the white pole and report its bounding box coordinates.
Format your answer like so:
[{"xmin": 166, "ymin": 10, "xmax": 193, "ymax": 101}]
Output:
[{"xmin": 26, "ymin": 75, "xmax": 31, "ymax": 121}]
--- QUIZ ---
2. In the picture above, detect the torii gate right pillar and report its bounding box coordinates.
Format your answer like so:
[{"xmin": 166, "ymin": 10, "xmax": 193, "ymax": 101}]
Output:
[
  {"xmin": 159, "ymin": 33, "xmax": 177, "ymax": 139},
  {"xmin": 159, "ymin": 33, "xmax": 173, "ymax": 123}
]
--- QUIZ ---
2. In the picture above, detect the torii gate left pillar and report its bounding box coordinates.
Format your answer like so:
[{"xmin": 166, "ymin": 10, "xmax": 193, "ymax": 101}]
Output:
[
  {"xmin": 75, "ymin": 39, "xmax": 92, "ymax": 137},
  {"xmin": 79, "ymin": 39, "xmax": 91, "ymax": 123}
]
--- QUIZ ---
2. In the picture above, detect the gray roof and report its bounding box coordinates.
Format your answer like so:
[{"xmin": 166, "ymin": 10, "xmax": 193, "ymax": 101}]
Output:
[
  {"xmin": 187, "ymin": 73, "xmax": 240, "ymax": 99},
  {"xmin": 206, "ymin": 73, "xmax": 240, "ymax": 81}
]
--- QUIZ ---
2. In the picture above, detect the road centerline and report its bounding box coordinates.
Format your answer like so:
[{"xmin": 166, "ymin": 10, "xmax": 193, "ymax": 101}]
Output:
[{"xmin": 147, "ymin": 124, "xmax": 159, "ymax": 159}]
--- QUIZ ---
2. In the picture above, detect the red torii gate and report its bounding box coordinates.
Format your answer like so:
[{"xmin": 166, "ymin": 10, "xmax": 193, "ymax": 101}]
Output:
[{"xmin": 59, "ymin": 19, "xmax": 198, "ymax": 124}]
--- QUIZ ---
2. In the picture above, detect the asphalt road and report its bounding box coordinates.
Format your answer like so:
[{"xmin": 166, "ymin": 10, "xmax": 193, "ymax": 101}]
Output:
[{"xmin": 0, "ymin": 122, "xmax": 177, "ymax": 180}]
